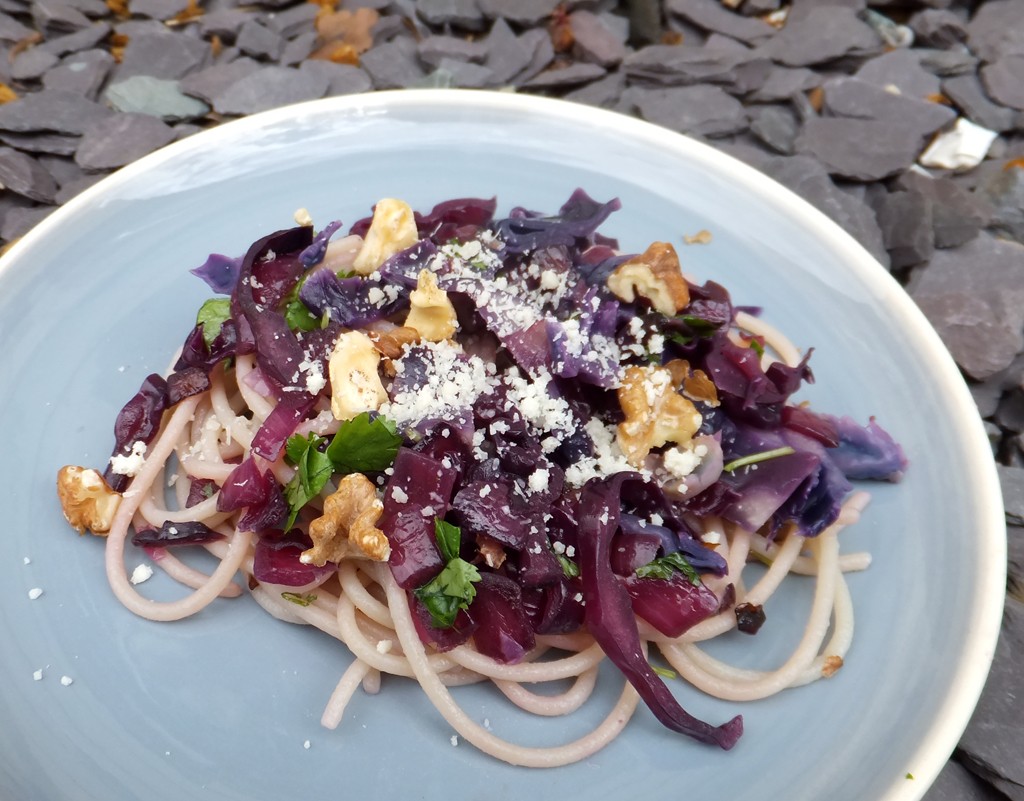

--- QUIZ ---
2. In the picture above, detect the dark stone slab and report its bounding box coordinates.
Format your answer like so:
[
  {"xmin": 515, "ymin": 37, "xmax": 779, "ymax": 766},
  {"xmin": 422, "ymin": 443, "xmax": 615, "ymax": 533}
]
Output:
[
  {"xmin": 0, "ymin": 130, "xmax": 79, "ymax": 156},
  {"xmin": 360, "ymin": 36, "xmax": 426, "ymax": 89},
  {"xmin": 417, "ymin": 0, "xmax": 486, "ymax": 30},
  {"xmin": 570, "ymin": 10, "xmax": 627, "ymax": 67},
  {"xmin": 795, "ymin": 117, "xmax": 927, "ymax": 181},
  {"xmin": 280, "ymin": 31, "xmax": 316, "ymax": 66},
  {"xmin": 748, "ymin": 104, "xmax": 799, "ymax": 154},
  {"xmin": 114, "ymin": 19, "xmax": 178, "ymax": 38},
  {"xmin": 37, "ymin": 21, "xmax": 109, "ymax": 57},
  {"xmin": 895, "ymin": 170, "xmax": 990, "ymax": 249},
  {"xmin": 484, "ymin": 17, "xmax": 535, "ymax": 84},
  {"xmin": 42, "ymin": 49, "xmax": 115, "ymax": 100},
  {"xmin": 665, "ymin": 0, "xmax": 775, "ymax": 44},
  {"xmin": 624, "ymin": 43, "xmax": 757, "ymax": 87},
  {"xmin": 917, "ymin": 47, "xmax": 979, "ymax": 77},
  {"xmin": 1010, "ymin": 525, "xmax": 1024, "ymax": 598},
  {"xmin": 755, "ymin": 7, "xmax": 881, "ymax": 67},
  {"xmin": 417, "ymin": 35, "xmax": 489, "ymax": 69},
  {"xmin": 179, "ymin": 57, "xmax": 262, "ymax": 105},
  {"xmin": 1, "ymin": 204, "xmax": 55, "ymax": 241},
  {"xmin": 633, "ymin": 84, "xmax": 748, "ymax": 138},
  {"xmin": 981, "ymin": 165, "xmax": 1024, "ymax": 245},
  {"xmin": 523, "ymin": 60, "xmax": 606, "ymax": 90},
  {"xmin": 427, "ymin": 57, "xmax": 493, "ymax": 88},
  {"xmin": 957, "ymin": 597, "xmax": 1024, "ymax": 797},
  {"xmin": 854, "ymin": 49, "xmax": 941, "ymax": 100},
  {"xmin": 822, "ymin": 77, "xmax": 956, "ymax": 139},
  {"xmin": 64, "ymin": 0, "xmax": 111, "ymax": 15},
  {"xmin": 748, "ymin": 65, "xmax": 821, "ymax": 101},
  {"xmin": 116, "ymin": 32, "xmax": 210, "ymax": 81},
  {"xmin": 0, "ymin": 11, "xmax": 33, "ymax": 43},
  {"xmin": 236, "ymin": 19, "xmax": 283, "ymax": 61},
  {"xmin": 909, "ymin": 9, "xmax": 967, "ymax": 49},
  {"xmin": 54, "ymin": 171, "xmax": 105, "ymax": 203},
  {"xmin": 0, "ymin": 146, "xmax": 57, "ymax": 202},
  {"xmin": 981, "ymin": 56, "xmax": 1024, "ymax": 112},
  {"xmin": 873, "ymin": 188, "xmax": 934, "ymax": 269},
  {"xmin": 563, "ymin": 70, "xmax": 625, "ymax": 109},
  {"xmin": 129, "ymin": 0, "xmax": 190, "ymax": 20},
  {"xmin": 35, "ymin": 153, "xmax": 83, "ymax": 187},
  {"xmin": 212, "ymin": 65, "xmax": 328, "ymax": 115},
  {"xmin": 922, "ymin": 758, "xmax": 1005, "ymax": 801},
  {"xmin": 966, "ymin": 0, "xmax": 1024, "ymax": 63},
  {"xmin": 75, "ymin": 112, "xmax": 176, "ymax": 170},
  {"xmin": 32, "ymin": 0, "xmax": 91, "ymax": 35},
  {"xmin": 908, "ymin": 232, "xmax": 1024, "ymax": 379},
  {"xmin": 943, "ymin": 73, "xmax": 1019, "ymax": 133},
  {"xmin": 198, "ymin": 8, "xmax": 254, "ymax": 41},
  {"xmin": 477, "ymin": 0, "xmax": 559, "ymax": 26},
  {"xmin": 105, "ymin": 75, "xmax": 211, "ymax": 122},
  {"xmin": 997, "ymin": 390, "xmax": 1024, "ymax": 433},
  {"xmin": 511, "ymin": 27, "xmax": 554, "ymax": 84},
  {"xmin": 10, "ymin": 47, "xmax": 60, "ymax": 82},
  {"xmin": 263, "ymin": 3, "xmax": 318, "ymax": 38},
  {"xmin": 296, "ymin": 61, "xmax": 372, "ymax": 96},
  {"xmin": 0, "ymin": 89, "xmax": 111, "ymax": 134}
]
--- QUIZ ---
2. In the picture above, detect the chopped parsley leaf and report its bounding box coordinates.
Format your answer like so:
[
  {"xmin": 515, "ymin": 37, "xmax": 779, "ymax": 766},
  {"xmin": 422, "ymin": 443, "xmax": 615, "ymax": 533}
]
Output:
[
  {"xmin": 196, "ymin": 298, "xmax": 232, "ymax": 348},
  {"xmin": 281, "ymin": 592, "xmax": 318, "ymax": 607},
  {"xmin": 325, "ymin": 412, "xmax": 402, "ymax": 474},
  {"xmin": 722, "ymin": 446, "xmax": 795, "ymax": 473},
  {"xmin": 414, "ymin": 519, "xmax": 481, "ymax": 629},
  {"xmin": 636, "ymin": 551, "xmax": 700, "ymax": 585},
  {"xmin": 283, "ymin": 432, "xmax": 333, "ymax": 528},
  {"xmin": 554, "ymin": 551, "xmax": 580, "ymax": 578}
]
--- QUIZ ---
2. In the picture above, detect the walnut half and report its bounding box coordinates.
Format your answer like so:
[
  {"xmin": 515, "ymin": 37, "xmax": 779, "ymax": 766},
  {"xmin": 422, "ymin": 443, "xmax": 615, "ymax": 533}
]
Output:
[
  {"xmin": 56, "ymin": 465, "xmax": 122, "ymax": 535},
  {"xmin": 302, "ymin": 473, "xmax": 389, "ymax": 565},
  {"xmin": 617, "ymin": 364, "xmax": 702, "ymax": 467},
  {"xmin": 607, "ymin": 242, "xmax": 690, "ymax": 316}
]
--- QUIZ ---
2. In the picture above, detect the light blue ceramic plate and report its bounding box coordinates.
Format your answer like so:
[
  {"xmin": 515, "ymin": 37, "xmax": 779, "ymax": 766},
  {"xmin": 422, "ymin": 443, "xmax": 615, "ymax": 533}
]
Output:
[{"xmin": 0, "ymin": 91, "xmax": 1005, "ymax": 801}]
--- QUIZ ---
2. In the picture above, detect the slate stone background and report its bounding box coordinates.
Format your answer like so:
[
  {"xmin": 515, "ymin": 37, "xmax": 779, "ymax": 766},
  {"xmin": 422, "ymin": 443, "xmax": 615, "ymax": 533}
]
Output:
[{"xmin": 0, "ymin": 0, "xmax": 1021, "ymax": 797}]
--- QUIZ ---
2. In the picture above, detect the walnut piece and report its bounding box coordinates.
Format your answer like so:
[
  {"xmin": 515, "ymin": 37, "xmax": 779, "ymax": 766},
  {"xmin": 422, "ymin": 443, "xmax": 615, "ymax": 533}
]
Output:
[
  {"xmin": 328, "ymin": 330, "xmax": 388, "ymax": 421},
  {"xmin": 352, "ymin": 198, "xmax": 418, "ymax": 275},
  {"xmin": 617, "ymin": 364, "xmax": 702, "ymax": 466},
  {"xmin": 367, "ymin": 325, "xmax": 420, "ymax": 360},
  {"xmin": 302, "ymin": 473, "xmax": 389, "ymax": 565},
  {"xmin": 404, "ymin": 269, "xmax": 458, "ymax": 342},
  {"xmin": 821, "ymin": 655, "xmax": 844, "ymax": 678},
  {"xmin": 606, "ymin": 242, "xmax": 690, "ymax": 316},
  {"xmin": 665, "ymin": 358, "xmax": 719, "ymax": 407},
  {"xmin": 56, "ymin": 465, "xmax": 122, "ymax": 535}
]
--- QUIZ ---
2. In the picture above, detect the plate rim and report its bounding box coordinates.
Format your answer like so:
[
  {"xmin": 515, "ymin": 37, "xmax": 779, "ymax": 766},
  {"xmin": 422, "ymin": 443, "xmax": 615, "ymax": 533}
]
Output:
[{"xmin": 0, "ymin": 88, "xmax": 1007, "ymax": 801}]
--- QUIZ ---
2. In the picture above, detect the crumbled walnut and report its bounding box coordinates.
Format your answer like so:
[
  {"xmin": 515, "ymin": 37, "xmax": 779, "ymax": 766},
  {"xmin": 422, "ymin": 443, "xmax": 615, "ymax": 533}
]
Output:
[
  {"xmin": 476, "ymin": 533, "xmax": 507, "ymax": 569},
  {"xmin": 822, "ymin": 655, "xmax": 844, "ymax": 678},
  {"xmin": 665, "ymin": 358, "xmax": 719, "ymax": 407},
  {"xmin": 606, "ymin": 242, "xmax": 690, "ymax": 316},
  {"xmin": 56, "ymin": 466, "xmax": 122, "ymax": 535},
  {"xmin": 405, "ymin": 269, "xmax": 458, "ymax": 342},
  {"xmin": 302, "ymin": 473, "xmax": 389, "ymax": 565},
  {"xmin": 328, "ymin": 330, "xmax": 388, "ymax": 421},
  {"xmin": 617, "ymin": 364, "xmax": 702, "ymax": 466},
  {"xmin": 367, "ymin": 325, "xmax": 420, "ymax": 360},
  {"xmin": 352, "ymin": 198, "xmax": 418, "ymax": 275}
]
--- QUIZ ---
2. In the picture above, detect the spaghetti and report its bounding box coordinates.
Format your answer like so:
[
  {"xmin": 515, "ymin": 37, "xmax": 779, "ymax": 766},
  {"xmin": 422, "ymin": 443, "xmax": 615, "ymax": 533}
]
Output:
[{"xmin": 56, "ymin": 192, "xmax": 906, "ymax": 766}]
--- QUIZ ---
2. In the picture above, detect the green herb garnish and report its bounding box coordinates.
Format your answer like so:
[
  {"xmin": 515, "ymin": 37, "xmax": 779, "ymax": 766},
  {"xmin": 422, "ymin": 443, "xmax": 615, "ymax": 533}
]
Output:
[
  {"xmin": 283, "ymin": 432, "xmax": 334, "ymax": 528},
  {"xmin": 635, "ymin": 551, "xmax": 701, "ymax": 585},
  {"xmin": 554, "ymin": 551, "xmax": 580, "ymax": 578},
  {"xmin": 281, "ymin": 276, "xmax": 321, "ymax": 332},
  {"xmin": 196, "ymin": 298, "xmax": 232, "ymax": 348},
  {"xmin": 652, "ymin": 665, "xmax": 678, "ymax": 680},
  {"xmin": 325, "ymin": 412, "xmax": 403, "ymax": 474},
  {"xmin": 722, "ymin": 446, "xmax": 795, "ymax": 473},
  {"xmin": 281, "ymin": 592, "xmax": 318, "ymax": 607},
  {"xmin": 414, "ymin": 519, "xmax": 481, "ymax": 629}
]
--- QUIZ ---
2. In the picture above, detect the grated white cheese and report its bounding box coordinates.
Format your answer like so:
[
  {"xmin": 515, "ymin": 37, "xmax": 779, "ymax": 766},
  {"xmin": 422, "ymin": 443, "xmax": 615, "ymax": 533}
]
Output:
[
  {"xmin": 60, "ymin": 676, "xmax": 73, "ymax": 687},
  {"xmin": 527, "ymin": 468, "xmax": 550, "ymax": 493},
  {"xmin": 27, "ymin": 588, "xmax": 42, "ymax": 600},
  {"xmin": 130, "ymin": 564, "xmax": 154, "ymax": 585},
  {"xmin": 33, "ymin": 669, "xmax": 43, "ymax": 681},
  {"xmin": 391, "ymin": 486, "xmax": 409, "ymax": 504},
  {"xmin": 109, "ymin": 440, "xmax": 147, "ymax": 477}
]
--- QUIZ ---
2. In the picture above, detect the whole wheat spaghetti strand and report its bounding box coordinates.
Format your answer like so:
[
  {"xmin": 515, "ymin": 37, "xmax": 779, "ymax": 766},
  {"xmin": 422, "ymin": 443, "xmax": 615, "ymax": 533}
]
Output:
[
  {"xmin": 736, "ymin": 310, "xmax": 802, "ymax": 368},
  {"xmin": 494, "ymin": 667, "xmax": 600, "ymax": 716},
  {"xmin": 145, "ymin": 547, "xmax": 243, "ymax": 598},
  {"xmin": 383, "ymin": 570, "xmax": 641, "ymax": 768},
  {"xmin": 321, "ymin": 659, "xmax": 374, "ymax": 729}
]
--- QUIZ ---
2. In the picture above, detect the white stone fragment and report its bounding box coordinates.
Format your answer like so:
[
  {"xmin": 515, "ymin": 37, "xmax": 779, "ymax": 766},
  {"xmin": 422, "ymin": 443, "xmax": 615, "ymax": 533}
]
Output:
[{"xmin": 919, "ymin": 118, "xmax": 998, "ymax": 171}]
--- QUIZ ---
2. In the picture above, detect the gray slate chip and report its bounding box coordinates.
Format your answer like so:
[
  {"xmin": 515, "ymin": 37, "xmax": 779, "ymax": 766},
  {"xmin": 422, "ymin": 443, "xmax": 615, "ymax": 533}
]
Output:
[
  {"xmin": 417, "ymin": 35, "xmax": 489, "ymax": 69},
  {"xmin": 179, "ymin": 58, "xmax": 262, "ymax": 105},
  {"xmin": 10, "ymin": 47, "xmax": 60, "ymax": 82},
  {"xmin": 982, "ymin": 166, "xmax": 1024, "ymax": 246},
  {"xmin": 129, "ymin": 0, "xmax": 190, "ymax": 20},
  {"xmin": 943, "ymin": 73, "xmax": 1019, "ymax": 133},
  {"xmin": 523, "ymin": 61, "xmax": 606, "ymax": 90},
  {"xmin": 755, "ymin": 7, "xmax": 881, "ymax": 67},
  {"xmin": 485, "ymin": 18, "xmax": 536, "ymax": 84},
  {"xmin": 477, "ymin": 0, "xmax": 559, "ymax": 26},
  {"xmin": 624, "ymin": 43, "xmax": 756, "ymax": 87},
  {"xmin": 54, "ymin": 171, "xmax": 105, "ymax": 204},
  {"xmin": 279, "ymin": 32, "xmax": 317, "ymax": 66},
  {"xmin": 35, "ymin": 153, "xmax": 84, "ymax": 187},
  {"xmin": 966, "ymin": 0, "xmax": 1024, "ymax": 62},
  {"xmin": 895, "ymin": 170, "xmax": 989, "ymax": 249},
  {"xmin": 563, "ymin": 70, "xmax": 625, "ymax": 109},
  {"xmin": 198, "ymin": 8, "xmax": 254, "ymax": 41},
  {"xmin": 512, "ymin": 27, "xmax": 555, "ymax": 85},
  {"xmin": 748, "ymin": 105, "xmax": 799, "ymax": 155},
  {"xmin": 822, "ymin": 77, "xmax": 956, "ymax": 139},
  {"xmin": 570, "ymin": 10, "xmax": 627, "ymax": 67},
  {"xmin": 922, "ymin": 759, "xmax": 1005, "ymax": 801},
  {"xmin": 795, "ymin": 117, "xmax": 927, "ymax": 181},
  {"xmin": 0, "ymin": 130, "xmax": 79, "ymax": 156},
  {"xmin": 748, "ymin": 66, "xmax": 821, "ymax": 101},
  {"xmin": 909, "ymin": 9, "xmax": 967, "ymax": 49},
  {"xmin": 360, "ymin": 37, "xmax": 426, "ymax": 90},
  {"xmin": 37, "ymin": 21, "xmax": 110, "ymax": 57},
  {"xmin": 296, "ymin": 61, "xmax": 372, "ymax": 96},
  {"xmin": 0, "ymin": 11, "xmax": 33, "ymax": 43},
  {"xmin": 997, "ymin": 390, "xmax": 1024, "ymax": 433},
  {"xmin": 873, "ymin": 189, "xmax": 934, "ymax": 269},
  {"xmin": 116, "ymin": 32, "xmax": 210, "ymax": 81},
  {"xmin": 0, "ymin": 89, "xmax": 110, "ymax": 134},
  {"xmin": 957, "ymin": 596, "xmax": 1024, "ymax": 795},
  {"xmin": 236, "ymin": 19, "xmax": 283, "ymax": 61},
  {"xmin": 0, "ymin": 147, "xmax": 58, "ymax": 202},
  {"xmin": 908, "ymin": 232, "xmax": 1024, "ymax": 379},
  {"xmin": 1, "ymin": 204, "xmax": 55, "ymax": 241},
  {"xmin": 417, "ymin": 0, "xmax": 486, "ymax": 30},
  {"xmin": 75, "ymin": 113, "xmax": 176, "ymax": 170},
  {"xmin": 633, "ymin": 85, "xmax": 748, "ymax": 138},
  {"xmin": 430, "ymin": 57, "xmax": 493, "ymax": 88},
  {"xmin": 32, "ymin": 0, "xmax": 91, "ymax": 35},
  {"xmin": 665, "ymin": 0, "xmax": 775, "ymax": 44},
  {"xmin": 212, "ymin": 65, "xmax": 328, "ymax": 115},
  {"xmin": 981, "ymin": 56, "xmax": 1024, "ymax": 112},
  {"xmin": 105, "ymin": 75, "xmax": 211, "ymax": 122},
  {"xmin": 263, "ymin": 2, "xmax": 318, "ymax": 38},
  {"xmin": 854, "ymin": 49, "xmax": 941, "ymax": 100},
  {"xmin": 917, "ymin": 47, "xmax": 978, "ymax": 77},
  {"xmin": 41, "ymin": 49, "xmax": 114, "ymax": 100}
]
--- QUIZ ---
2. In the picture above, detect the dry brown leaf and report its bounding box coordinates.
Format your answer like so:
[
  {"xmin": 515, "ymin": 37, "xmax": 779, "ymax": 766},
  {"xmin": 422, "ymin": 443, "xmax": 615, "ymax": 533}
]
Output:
[
  {"xmin": 315, "ymin": 7, "xmax": 378, "ymax": 55},
  {"xmin": 168, "ymin": 0, "xmax": 204, "ymax": 25},
  {"xmin": 106, "ymin": 0, "xmax": 130, "ymax": 19},
  {"xmin": 0, "ymin": 82, "xmax": 19, "ymax": 104}
]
